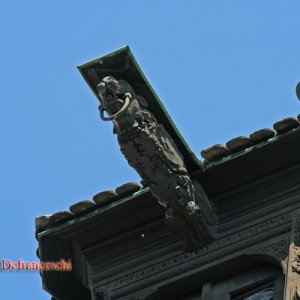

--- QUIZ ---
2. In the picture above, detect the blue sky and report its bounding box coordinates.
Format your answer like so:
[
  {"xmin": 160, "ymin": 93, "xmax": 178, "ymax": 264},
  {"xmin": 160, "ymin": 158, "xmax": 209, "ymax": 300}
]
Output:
[{"xmin": 0, "ymin": 1, "xmax": 299, "ymax": 299}]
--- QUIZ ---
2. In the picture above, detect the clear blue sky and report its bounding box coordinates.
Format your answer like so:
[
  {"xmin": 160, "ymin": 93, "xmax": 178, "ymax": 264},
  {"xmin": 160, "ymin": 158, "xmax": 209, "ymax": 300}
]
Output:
[{"xmin": 0, "ymin": 1, "xmax": 299, "ymax": 299}]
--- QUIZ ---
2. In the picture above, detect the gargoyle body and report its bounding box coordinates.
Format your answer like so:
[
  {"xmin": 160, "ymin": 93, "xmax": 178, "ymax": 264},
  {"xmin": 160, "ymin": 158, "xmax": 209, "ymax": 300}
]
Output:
[{"xmin": 97, "ymin": 76, "xmax": 216, "ymax": 249}]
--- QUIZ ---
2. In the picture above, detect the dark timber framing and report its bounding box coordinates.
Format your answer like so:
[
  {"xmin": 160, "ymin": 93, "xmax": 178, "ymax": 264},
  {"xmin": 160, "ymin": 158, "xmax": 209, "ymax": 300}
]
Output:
[{"xmin": 36, "ymin": 47, "xmax": 300, "ymax": 300}]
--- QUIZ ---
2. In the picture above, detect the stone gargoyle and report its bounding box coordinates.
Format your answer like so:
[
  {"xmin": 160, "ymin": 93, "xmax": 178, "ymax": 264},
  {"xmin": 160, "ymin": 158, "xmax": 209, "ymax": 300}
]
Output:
[{"xmin": 97, "ymin": 76, "xmax": 216, "ymax": 249}]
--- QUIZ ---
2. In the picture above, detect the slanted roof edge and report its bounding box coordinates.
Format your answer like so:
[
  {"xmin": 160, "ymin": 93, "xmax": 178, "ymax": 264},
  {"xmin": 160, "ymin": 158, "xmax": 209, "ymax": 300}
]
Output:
[{"xmin": 37, "ymin": 187, "xmax": 150, "ymax": 239}]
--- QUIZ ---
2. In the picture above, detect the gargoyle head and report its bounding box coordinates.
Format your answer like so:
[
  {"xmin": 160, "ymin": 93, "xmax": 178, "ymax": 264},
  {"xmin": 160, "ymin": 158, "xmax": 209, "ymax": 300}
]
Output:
[
  {"xmin": 97, "ymin": 76, "xmax": 135, "ymax": 116},
  {"xmin": 97, "ymin": 76, "xmax": 148, "ymax": 120}
]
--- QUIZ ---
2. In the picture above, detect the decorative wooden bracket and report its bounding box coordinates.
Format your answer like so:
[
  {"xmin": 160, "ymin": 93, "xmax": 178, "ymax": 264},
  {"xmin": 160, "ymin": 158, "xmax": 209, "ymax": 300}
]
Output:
[{"xmin": 96, "ymin": 76, "xmax": 216, "ymax": 250}]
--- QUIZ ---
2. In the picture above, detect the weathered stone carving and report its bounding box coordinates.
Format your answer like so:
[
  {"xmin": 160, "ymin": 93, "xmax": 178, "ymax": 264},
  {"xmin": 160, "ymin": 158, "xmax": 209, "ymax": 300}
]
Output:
[
  {"xmin": 291, "ymin": 245, "xmax": 300, "ymax": 299},
  {"xmin": 285, "ymin": 210, "xmax": 300, "ymax": 300},
  {"xmin": 97, "ymin": 76, "xmax": 216, "ymax": 249}
]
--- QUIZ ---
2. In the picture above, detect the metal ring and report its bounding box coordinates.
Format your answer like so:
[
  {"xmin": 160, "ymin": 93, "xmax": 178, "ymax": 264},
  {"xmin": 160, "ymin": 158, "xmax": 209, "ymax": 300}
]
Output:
[{"xmin": 100, "ymin": 96, "xmax": 130, "ymax": 121}]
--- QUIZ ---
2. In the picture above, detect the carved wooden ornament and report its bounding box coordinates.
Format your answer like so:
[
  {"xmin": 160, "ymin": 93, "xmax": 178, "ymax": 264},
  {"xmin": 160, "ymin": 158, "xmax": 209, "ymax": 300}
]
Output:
[{"xmin": 97, "ymin": 76, "xmax": 216, "ymax": 249}]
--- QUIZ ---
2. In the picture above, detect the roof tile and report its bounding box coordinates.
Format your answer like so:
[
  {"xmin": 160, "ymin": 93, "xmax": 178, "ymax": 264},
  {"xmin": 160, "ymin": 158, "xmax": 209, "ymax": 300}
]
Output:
[
  {"xmin": 249, "ymin": 128, "xmax": 275, "ymax": 145},
  {"xmin": 93, "ymin": 190, "xmax": 118, "ymax": 205},
  {"xmin": 69, "ymin": 200, "xmax": 96, "ymax": 216},
  {"xmin": 48, "ymin": 211, "xmax": 75, "ymax": 226},
  {"xmin": 273, "ymin": 117, "xmax": 299, "ymax": 134},
  {"xmin": 200, "ymin": 144, "xmax": 230, "ymax": 161},
  {"xmin": 226, "ymin": 136, "xmax": 252, "ymax": 153},
  {"xmin": 116, "ymin": 182, "xmax": 142, "ymax": 197},
  {"xmin": 35, "ymin": 215, "xmax": 51, "ymax": 233}
]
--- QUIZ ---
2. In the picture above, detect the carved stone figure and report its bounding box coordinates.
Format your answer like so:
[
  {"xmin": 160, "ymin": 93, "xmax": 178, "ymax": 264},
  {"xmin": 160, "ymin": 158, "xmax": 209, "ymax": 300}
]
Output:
[
  {"xmin": 97, "ymin": 76, "xmax": 216, "ymax": 249},
  {"xmin": 291, "ymin": 245, "xmax": 300, "ymax": 299},
  {"xmin": 286, "ymin": 211, "xmax": 300, "ymax": 300}
]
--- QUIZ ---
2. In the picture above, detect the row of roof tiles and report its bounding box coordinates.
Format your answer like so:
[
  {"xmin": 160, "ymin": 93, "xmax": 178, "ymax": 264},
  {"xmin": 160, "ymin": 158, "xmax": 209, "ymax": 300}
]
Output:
[
  {"xmin": 201, "ymin": 115, "xmax": 300, "ymax": 163},
  {"xmin": 36, "ymin": 182, "xmax": 144, "ymax": 265},
  {"xmin": 35, "ymin": 182, "xmax": 143, "ymax": 235}
]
